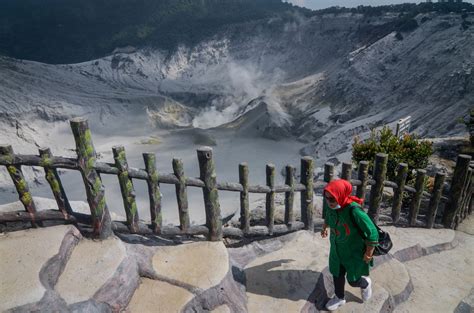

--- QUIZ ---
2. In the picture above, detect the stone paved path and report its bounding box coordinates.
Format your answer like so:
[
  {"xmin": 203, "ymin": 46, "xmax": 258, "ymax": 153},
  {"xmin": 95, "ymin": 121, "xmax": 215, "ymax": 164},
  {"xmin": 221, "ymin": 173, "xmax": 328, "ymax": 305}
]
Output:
[{"xmin": 0, "ymin": 212, "xmax": 472, "ymax": 312}]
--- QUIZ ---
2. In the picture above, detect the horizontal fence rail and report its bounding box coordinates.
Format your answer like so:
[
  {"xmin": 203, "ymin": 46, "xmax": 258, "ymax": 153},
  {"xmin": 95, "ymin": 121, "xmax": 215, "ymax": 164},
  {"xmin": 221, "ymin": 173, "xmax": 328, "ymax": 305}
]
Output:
[{"xmin": 0, "ymin": 118, "xmax": 472, "ymax": 240}]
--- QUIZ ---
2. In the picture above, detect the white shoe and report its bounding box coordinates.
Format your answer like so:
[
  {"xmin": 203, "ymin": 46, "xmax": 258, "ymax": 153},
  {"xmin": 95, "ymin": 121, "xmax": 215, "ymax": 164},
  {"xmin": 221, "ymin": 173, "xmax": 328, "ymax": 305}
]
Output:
[
  {"xmin": 326, "ymin": 296, "xmax": 346, "ymax": 311},
  {"xmin": 361, "ymin": 276, "xmax": 372, "ymax": 302}
]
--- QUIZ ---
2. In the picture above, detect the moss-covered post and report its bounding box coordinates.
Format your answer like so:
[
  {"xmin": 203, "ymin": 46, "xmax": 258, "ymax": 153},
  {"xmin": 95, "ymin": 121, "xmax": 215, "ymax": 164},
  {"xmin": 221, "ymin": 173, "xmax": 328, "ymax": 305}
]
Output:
[
  {"xmin": 455, "ymin": 166, "xmax": 472, "ymax": 228},
  {"xmin": 341, "ymin": 162, "xmax": 352, "ymax": 181},
  {"xmin": 173, "ymin": 158, "xmax": 190, "ymax": 232},
  {"xmin": 197, "ymin": 147, "xmax": 222, "ymax": 241},
  {"xmin": 39, "ymin": 147, "xmax": 73, "ymax": 217},
  {"xmin": 266, "ymin": 164, "xmax": 276, "ymax": 235},
  {"xmin": 369, "ymin": 153, "xmax": 388, "ymax": 224},
  {"xmin": 301, "ymin": 157, "xmax": 314, "ymax": 231},
  {"xmin": 470, "ymin": 108, "xmax": 474, "ymax": 147},
  {"xmin": 443, "ymin": 154, "xmax": 472, "ymax": 228},
  {"xmin": 143, "ymin": 153, "xmax": 162, "ymax": 234},
  {"xmin": 239, "ymin": 163, "xmax": 250, "ymax": 234},
  {"xmin": 426, "ymin": 172, "xmax": 446, "ymax": 228},
  {"xmin": 408, "ymin": 169, "xmax": 426, "ymax": 226},
  {"xmin": 459, "ymin": 168, "xmax": 473, "ymax": 222},
  {"xmin": 70, "ymin": 118, "xmax": 112, "ymax": 239},
  {"xmin": 356, "ymin": 161, "xmax": 369, "ymax": 201},
  {"xmin": 284, "ymin": 165, "xmax": 295, "ymax": 227},
  {"xmin": 0, "ymin": 145, "xmax": 38, "ymax": 227},
  {"xmin": 391, "ymin": 163, "xmax": 409, "ymax": 224},
  {"xmin": 467, "ymin": 164, "xmax": 474, "ymax": 216},
  {"xmin": 324, "ymin": 162, "xmax": 334, "ymax": 183},
  {"xmin": 112, "ymin": 145, "xmax": 139, "ymax": 233}
]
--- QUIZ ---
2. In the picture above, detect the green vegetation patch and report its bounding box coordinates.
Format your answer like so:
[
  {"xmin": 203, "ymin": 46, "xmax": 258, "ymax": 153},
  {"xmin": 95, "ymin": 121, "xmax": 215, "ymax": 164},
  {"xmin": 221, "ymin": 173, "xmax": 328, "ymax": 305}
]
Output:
[{"xmin": 352, "ymin": 126, "xmax": 433, "ymax": 183}]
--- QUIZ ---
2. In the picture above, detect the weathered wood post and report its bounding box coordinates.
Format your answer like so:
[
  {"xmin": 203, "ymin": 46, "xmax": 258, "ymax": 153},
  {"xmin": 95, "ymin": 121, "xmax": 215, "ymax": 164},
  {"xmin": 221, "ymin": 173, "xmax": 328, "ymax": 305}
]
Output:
[
  {"xmin": 112, "ymin": 145, "xmax": 139, "ymax": 233},
  {"xmin": 470, "ymin": 109, "xmax": 474, "ymax": 147},
  {"xmin": 301, "ymin": 157, "xmax": 314, "ymax": 231},
  {"xmin": 70, "ymin": 118, "xmax": 112, "ymax": 239},
  {"xmin": 468, "ymin": 162, "xmax": 474, "ymax": 216},
  {"xmin": 173, "ymin": 158, "xmax": 190, "ymax": 232},
  {"xmin": 143, "ymin": 153, "xmax": 162, "ymax": 234},
  {"xmin": 458, "ymin": 168, "xmax": 473, "ymax": 223},
  {"xmin": 391, "ymin": 163, "xmax": 409, "ymax": 224},
  {"xmin": 324, "ymin": 162, "xmax": 334, "ymax": 183},
  {"xmin": 468, "ymin": 161, "xmax": 474, "ymax": 217},
  {"xmin": 0, "ymin": 145, "xmax": 38, "ymax": 226},
  {"xmin": 463, "ymin": 166, "xmax": 474, "ymax": 218},
  {"xmin": 284, "ymin": 165, "xmax": 295, "ymax": 227},
  {"xmin": 368, "ymin": 153, "xmax": 388, "ymax": 224},
  {"xmin": 266, "ymin": 164, "xmax": 276, "ymax": 235},
  {"xmin": 341, "ymin": 162, "xmax": 352, "ymax": 181},
  {"xmin": 408, "ymin": 169, "xmax": 426, "ymax": 226},
  {"xmin": 39, "ymin": 147, "xmax": 73, "ymax": 217},
  {"xmin": 443, "ymin": 154, "xmax": 472, "ymax": 228},
  {"xmin": 356, "ymin": 161, "xmax": 369, "ymax": 201},
  {"xmin": 426, "ymin": 172, "xmax": 446, "ymax": 228},
  {"xmin": 197, "ymin": 147, "xmax": 222, "ymax": 241},
  {"xmin": 239, "ymin": 163, "xmax": 250, "ymax": 234}
]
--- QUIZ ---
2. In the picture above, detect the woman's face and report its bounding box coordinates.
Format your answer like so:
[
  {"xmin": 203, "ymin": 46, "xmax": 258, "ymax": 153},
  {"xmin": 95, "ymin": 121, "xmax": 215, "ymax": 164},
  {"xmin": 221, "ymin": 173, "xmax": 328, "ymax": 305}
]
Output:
[{"xmin": 324, "ymin": 191, "xmax": 339, "ymax": 209}]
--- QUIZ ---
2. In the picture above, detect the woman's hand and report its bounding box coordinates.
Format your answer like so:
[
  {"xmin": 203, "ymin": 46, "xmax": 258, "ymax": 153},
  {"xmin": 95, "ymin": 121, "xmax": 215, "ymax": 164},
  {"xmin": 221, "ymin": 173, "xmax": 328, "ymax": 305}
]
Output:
[
  {"xmin": 321, "ymin": 224, "xmax": 328, "ymax": 238},
  {"xmin": 364, "ymin": 246, "xmax": 375, "ymax": 263},
  {"xmin": 363, "ymin": 253, "xmax": 373, "ymax": 263}
]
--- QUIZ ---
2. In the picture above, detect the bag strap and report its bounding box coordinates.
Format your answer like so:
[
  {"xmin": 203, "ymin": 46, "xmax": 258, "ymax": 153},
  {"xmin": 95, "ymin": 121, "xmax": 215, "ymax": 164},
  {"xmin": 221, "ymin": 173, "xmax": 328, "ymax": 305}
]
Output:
[
  {"xmin": 349, "ymin": 205, "xmax": 366, "ymax": 240},
  {"xmin": 350, "ymin": 206, "xmax": 383, "ymax": 236}
]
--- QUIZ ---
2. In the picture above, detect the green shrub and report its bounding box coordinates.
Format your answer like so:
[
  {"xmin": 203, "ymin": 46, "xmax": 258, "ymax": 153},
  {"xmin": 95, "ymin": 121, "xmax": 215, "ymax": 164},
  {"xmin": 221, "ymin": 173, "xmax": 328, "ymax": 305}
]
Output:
[{"xmin": 352, "ymin": 127, "xmax": 433, "ymax": 183}]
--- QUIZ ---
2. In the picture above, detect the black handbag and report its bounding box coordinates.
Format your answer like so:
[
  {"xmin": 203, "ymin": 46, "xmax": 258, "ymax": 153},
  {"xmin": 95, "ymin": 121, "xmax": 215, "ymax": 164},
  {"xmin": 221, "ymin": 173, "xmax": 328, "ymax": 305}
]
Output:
[
  {"xmin": 372, "ymin": 224, "xmax": 393, "ymax": 256},
  {"xmin": 350, "ymin": 207, "xmax": 393, "ymax": 256}
]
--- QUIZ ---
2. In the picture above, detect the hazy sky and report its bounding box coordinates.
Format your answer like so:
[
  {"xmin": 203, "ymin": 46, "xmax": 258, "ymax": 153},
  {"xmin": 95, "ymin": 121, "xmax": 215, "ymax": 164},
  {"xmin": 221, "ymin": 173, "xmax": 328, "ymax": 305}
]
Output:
[{"xmin": 286, "ymin": 0, "xmax": 474, "ymax": 10}]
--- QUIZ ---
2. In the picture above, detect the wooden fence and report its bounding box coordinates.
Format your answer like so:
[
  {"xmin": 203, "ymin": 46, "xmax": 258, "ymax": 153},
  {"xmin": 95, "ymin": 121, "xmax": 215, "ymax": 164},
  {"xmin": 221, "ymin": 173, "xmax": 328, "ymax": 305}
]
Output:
[{"xmin": 0, "ymin": 118, "xmax": 473, "ymax": 241}]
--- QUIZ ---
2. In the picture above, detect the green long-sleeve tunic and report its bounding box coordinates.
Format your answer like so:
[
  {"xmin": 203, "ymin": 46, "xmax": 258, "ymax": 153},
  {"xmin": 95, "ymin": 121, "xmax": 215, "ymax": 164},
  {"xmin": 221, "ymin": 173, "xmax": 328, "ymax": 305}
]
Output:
[{"xmin": 323, "ymin": 201, "xmax": 379, "ymax": 282}]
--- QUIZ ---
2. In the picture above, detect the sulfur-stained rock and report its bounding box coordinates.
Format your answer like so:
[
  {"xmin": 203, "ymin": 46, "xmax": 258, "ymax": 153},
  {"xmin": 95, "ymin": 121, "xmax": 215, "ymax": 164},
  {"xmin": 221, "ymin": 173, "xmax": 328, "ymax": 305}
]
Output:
[
  {"xmin": 56, "ymin": 237, "xmax": 126, "ymax": 304},
  {"xmin": 0, "ymin": 225, "xmax": 81, "ymax": 311},
  {"xmin": 210, "ymin": 304, "xmax": 231, "ymax": 313},
  {"xmin": 152, "ymin": 241, "xmax": 228, "ymax": 290},
  {"xmin": 372, "ymin": 257, "xmax": 411, "ymax": 305},
  {"xmin": 394, "ymin": 231, "xmax": 474, "ymax": 313},
  {"xmin": 386, "ymin": 226, "xmax": 455, "ymax": 252},
  {"xmin": 244, "ymin": 231, "xmax": 329, "ymax": 313},
  {"xmin": 127, "ymin": 279, "xmax": 194, "ymax": 313}
]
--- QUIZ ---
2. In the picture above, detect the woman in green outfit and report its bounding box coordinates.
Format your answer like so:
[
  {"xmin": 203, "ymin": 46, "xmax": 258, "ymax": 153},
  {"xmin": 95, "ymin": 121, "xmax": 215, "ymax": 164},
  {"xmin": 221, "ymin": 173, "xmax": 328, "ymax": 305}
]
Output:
[{"xmin": 321, "ymin": 179, "xmax": 379, "ymax": 311}]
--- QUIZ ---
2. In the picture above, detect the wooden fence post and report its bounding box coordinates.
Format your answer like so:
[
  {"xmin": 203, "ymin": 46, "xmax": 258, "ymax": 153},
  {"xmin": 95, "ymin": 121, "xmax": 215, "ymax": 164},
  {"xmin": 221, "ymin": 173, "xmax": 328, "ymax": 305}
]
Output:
[
  {"xmin": 356, "ymin": 161, "xmax": 369, "ymax": 201},
  {"xmin": 301, "ymin": 157, "xmax": 314, "ymax": 231},
  {"xmin": 285, "ymin": 165, "xmax": 295, "ymax": 227},
  {"xmin": 173, "ymin": 158, "xmax": 190, "ymax": 232},
  {"xmin": 443, "ymin": 154, "xmax": 472, "ymax": 228},
  {"xmin": 391, "ymin": 163, "xmax": 408, "ymax": 224},
  {"xmin": 369, "ymin": 153, "xmax": 388, "ymax": 224},
  {"xmin": 39, "ymin": 147, "xmax": 73, "ymax": 217},
  {"xmin": 408, "ymin": 169, "xmax": 426, "ymax": 226},
  {"xmin": 112, "ymin": 145, "xmax": 139, "ymax": 233},
  {"xmin": 70, "ymin": 118, "xmax": 112, "ymax": 239},
  {"xmin": 324, "ymin": 162, "xmax": 334, "ymax": 183},
  {"xmin": 143, "ymin": 153, "xmax": 162, "ymax": 234},
  {"xmin": 197, "ymin": 147, "xmax": 222, "ymax": 241},
  {"xmin": 426, "ymin": 172, "xmax": 446, "ymax": 228},
  {"xmin": 239, "ymin": 163, "xmax": 250, "ymax": 234},
  {"xmin": 468, "ymin": 164, "xmax": 474, "ymax": 216},
  {"xmin": 266, "ymin": 164, "xmax": 276, "ymax": 235},
  {"xmin": 0, "ymin": 145, "xmax": 38, "ymax": 227},
  {"xmin": 341, "ymin": 162, "xmax": 352, "ymax": 181},
  {"xmin": 458, "ymin": 168, "xmax": 473, "ymax": 224},
  {"xmin": 462, "ymin": 167, "xmax": 473, "ymax": 219}
]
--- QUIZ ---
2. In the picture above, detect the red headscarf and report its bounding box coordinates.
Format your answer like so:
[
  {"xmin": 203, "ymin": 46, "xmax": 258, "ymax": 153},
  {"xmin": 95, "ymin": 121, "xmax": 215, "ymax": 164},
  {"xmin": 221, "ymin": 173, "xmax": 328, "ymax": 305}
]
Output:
[{"xmin": 324, "ymin": 179, "xmax": 364, "ymax": 208}]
